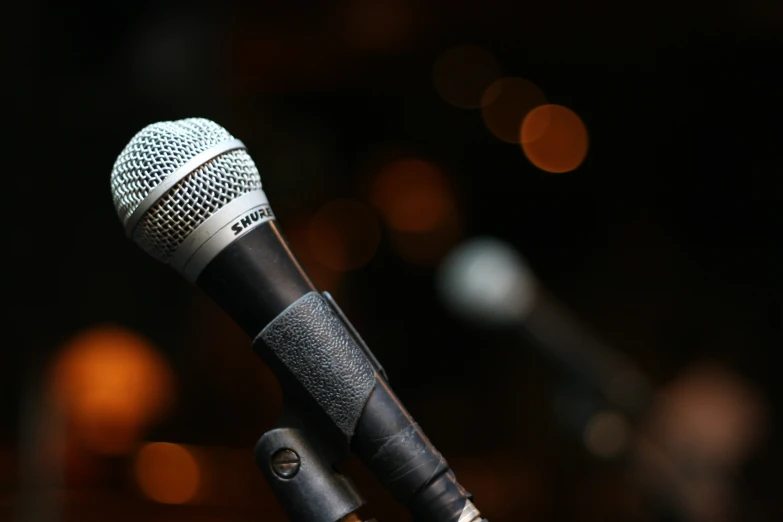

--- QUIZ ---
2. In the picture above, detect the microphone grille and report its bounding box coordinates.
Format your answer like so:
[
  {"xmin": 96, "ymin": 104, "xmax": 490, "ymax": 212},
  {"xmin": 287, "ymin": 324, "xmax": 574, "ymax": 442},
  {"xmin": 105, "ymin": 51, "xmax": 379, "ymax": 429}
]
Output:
[{"xmin": 110, "ymin": 118, "xmax": 262, "ymax": 263}]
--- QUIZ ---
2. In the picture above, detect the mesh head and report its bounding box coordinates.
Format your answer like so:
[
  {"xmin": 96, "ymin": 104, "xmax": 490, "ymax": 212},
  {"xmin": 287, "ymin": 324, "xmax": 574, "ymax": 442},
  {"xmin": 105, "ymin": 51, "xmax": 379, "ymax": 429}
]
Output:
[{"xmin": 110, "ymin": 118, "xmax": 263, "ymax": 263}]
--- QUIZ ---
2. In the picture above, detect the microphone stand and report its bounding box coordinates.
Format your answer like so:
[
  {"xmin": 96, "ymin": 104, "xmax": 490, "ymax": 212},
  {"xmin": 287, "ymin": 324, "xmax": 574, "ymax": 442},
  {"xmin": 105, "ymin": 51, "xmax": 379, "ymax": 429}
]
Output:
[
  {"xmin": 252, "ymin": 291, "xmax": 381, "ymax": 522},
  {"xmin": 255, "ymin": 414, "xmax": 376, "ymax": 522},
  {"xmin": 253, "ymin": 290, "xmax": 482, "ymax": 522}
]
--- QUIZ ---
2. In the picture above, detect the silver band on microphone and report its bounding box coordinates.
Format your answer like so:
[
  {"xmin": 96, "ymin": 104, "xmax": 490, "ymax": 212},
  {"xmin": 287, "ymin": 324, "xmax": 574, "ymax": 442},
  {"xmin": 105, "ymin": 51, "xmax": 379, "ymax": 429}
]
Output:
[
  {"xmin": 170, "ymin": 190, "xmax": 274, "ymax": 282},
  {"xmin": 124, "ymin": 138, "xmax": 247, "ymax": 237}
]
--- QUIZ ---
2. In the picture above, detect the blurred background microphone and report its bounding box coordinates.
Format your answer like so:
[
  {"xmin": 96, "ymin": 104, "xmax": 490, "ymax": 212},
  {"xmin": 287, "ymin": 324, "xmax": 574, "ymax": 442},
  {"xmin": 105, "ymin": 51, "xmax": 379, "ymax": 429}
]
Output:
[
  {"xmin": 437, "ymin": 235, "xmax": 653, "ymax": 425},
  {"xmin": 436, "ymin": 236, "xmax": 770, "ymax": 522}
]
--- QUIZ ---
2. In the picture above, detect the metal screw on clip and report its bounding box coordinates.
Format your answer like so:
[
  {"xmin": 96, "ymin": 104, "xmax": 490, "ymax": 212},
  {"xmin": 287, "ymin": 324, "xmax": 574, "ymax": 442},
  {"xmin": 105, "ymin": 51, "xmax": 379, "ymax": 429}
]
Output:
[{"xmin": 271, "ymin": 448, "xmax": 301, "ymax": 479}]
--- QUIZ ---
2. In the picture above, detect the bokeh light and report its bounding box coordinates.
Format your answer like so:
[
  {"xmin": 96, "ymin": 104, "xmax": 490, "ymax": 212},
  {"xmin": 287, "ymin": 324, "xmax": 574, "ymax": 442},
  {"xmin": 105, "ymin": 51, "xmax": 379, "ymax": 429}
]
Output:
[
  {"xmin": 342, "ymin": 0, "xmax": 418, "ymax": 54},
  {"xmin": 283, "ymin": 220, "xmax": 343, "ymax": 294},
  {"xmin": 49, "ymin": 325, "xmax": 175, "ymax": 455},
  {"xmin": 369, "ymin": 159, "xmax": 455, "ymax": 232},
  {"xmin": 521, "ymin": 104, "xmax": 589, "ymax": 173},
  {"xmin": 481, "ymin": 77, "xmax": 547, "ymax": 143},
  {"xmin": 633, "ymin": 362, "xmax": 768, "ymax": 522},
  {"xmin": 369, "ymin": 158, "xmax": 462, "ymax": 266},
  {"xmin": 433, "ymin": 45, "xmax": 502, "ymax": 109},
  {"xmin": 644, "ymin": 362, "xmax": 767, "ymax": 468},
  {"xmin": 584, "ymin": 411, "xmax": 631, "ymax": 459},
  {"xmin": 307, "ymin": 199, "xmax": 381, "ymax": 271},
  {"xmin": 134, "ymin": 442, "xmax": 200, "ymax": 504}
]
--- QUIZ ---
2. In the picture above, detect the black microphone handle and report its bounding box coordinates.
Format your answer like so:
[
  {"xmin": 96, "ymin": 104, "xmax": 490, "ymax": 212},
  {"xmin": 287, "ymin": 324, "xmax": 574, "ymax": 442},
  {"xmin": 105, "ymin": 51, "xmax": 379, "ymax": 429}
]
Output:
[
  {"xmin": 197, "ymin": 219, "xmax": 318, "ymax": 335},
  {"xmin": 197, "ymin": 220, "xmax": 483, "ymax": 522}
]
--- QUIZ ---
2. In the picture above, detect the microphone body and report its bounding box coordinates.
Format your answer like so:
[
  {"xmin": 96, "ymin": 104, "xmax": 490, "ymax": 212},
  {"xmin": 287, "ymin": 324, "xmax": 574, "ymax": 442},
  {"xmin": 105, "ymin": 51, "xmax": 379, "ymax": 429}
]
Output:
[
  {"xmin": 203, "ymin": 221, "xmax": 474, "ymax": 521},
  {"xmin": 197, "ymin": 218, "xmax": 317, "ymax": 335},
  {"xmin": 110, "ymin": 118, "xmax": 484, "ymax": 522}
]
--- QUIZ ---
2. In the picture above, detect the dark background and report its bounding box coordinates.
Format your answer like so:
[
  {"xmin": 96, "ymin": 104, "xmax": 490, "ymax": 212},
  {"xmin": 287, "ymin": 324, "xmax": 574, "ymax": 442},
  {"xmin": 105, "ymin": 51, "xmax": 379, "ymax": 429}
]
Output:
[{"xmin": 1, "ymin": 1, "xmax": 781, "ymax": 521}]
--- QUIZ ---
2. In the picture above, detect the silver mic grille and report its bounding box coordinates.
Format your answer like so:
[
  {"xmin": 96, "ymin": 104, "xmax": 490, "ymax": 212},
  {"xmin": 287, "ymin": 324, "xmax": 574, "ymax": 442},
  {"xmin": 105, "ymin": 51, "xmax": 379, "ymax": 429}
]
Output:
[{"xmin": 110, "ymin": 118, "xmax": 263, "ymax": 263}]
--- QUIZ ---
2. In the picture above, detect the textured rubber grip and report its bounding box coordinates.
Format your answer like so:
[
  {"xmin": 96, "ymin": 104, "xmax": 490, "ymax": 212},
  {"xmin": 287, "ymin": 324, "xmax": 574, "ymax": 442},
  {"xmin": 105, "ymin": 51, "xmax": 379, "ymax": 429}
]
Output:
[{"xmin": 257, "ymin": 292, "xmax": 377, "ymax": 438}]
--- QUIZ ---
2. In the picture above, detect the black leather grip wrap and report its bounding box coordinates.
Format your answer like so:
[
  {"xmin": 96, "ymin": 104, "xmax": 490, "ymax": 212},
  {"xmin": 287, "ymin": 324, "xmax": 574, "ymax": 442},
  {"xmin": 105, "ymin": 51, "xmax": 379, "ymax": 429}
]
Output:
[{"xmin": 258, "ymin": 292, "xmax": 377, "ymax": 438}]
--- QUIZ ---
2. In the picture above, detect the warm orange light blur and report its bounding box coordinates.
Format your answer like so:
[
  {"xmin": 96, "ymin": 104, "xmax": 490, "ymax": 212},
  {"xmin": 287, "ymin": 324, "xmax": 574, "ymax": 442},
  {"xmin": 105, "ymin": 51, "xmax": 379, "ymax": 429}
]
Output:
[
  {"xmin": 481, "ymin": 77, "xmax": 547, "ymax": 143},
  {"xmin": 135, "ymin": 442, "xmax": 200, "ymax": 504},
  {"xmin": 343, "ymin": 0, "xmax": 418, "ymax": 54},
  {"xmin": 644, "ymin": 362, "xmax": 767, "ymax": 468},
  {"xmin": 368, "ymin": 158, "xmax": 461, "ymax": 266},
  {"xmin": 433, "ymin": 45, "xmax": 502, "ymax": 109},
  {"xmin": 584, "ymin": 411, "xmax": 630, "ymax": 459},
  {"xmin": 633, "ymin": 362, "xmax": 768, "ymax": 522},
  {"xmin": 307, "ymin": 199, "xmax": 381, "ymax": 272},
  {"xmin": 369, "ymin": 159, "xmax": 455, "ymax": 233},
  {"xmin": 521, "ymin": 104, "xmax": 589, "ymax": 173},
  {"xmin": 50, "ymin": 325, "xmax": 174, "ymax": 455},
  {"xmin": 283, "ymin": 220, "xmax": 343, "ymax": 294}
]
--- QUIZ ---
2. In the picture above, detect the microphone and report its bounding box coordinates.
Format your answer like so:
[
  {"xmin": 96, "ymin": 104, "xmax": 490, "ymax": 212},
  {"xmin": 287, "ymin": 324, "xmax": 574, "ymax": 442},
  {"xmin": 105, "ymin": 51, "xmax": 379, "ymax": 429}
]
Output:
[
  {"xmin": 110, "ymin": 118, "xmax": 486, "ymax": 522},
  {"xmin": 436, "ymin": 236, "xmax": 652, "ymax": 421},
  {"xmin": 437, "ymin": 238, "xmax": 765, "ymax": 521}
]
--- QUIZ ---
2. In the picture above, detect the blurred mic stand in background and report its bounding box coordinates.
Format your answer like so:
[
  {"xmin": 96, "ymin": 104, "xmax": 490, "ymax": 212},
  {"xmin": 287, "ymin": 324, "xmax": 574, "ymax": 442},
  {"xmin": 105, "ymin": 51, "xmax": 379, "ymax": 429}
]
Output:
[{"xmin": 436, "ymin": 236, "xmax": 740, "ymax": 522}]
